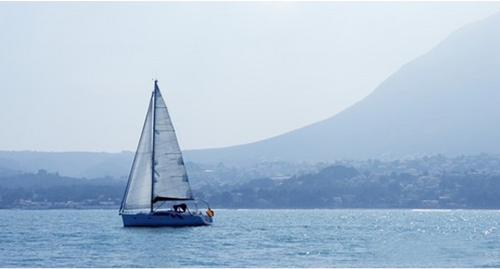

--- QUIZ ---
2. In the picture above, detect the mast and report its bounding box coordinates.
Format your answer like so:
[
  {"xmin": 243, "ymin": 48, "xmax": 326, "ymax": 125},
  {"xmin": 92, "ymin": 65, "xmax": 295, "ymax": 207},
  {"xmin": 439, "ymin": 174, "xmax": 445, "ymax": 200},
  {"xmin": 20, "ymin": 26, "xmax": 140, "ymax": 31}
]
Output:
[{"xmin": 150, "ymin": 79, "xmax": 158, "ymax": 213}]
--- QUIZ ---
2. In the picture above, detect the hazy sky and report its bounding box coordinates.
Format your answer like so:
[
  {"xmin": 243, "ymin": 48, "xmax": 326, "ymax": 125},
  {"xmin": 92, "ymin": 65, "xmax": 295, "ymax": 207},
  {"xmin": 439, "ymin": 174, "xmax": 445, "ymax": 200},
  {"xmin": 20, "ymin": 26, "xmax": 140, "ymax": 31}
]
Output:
[{"xmin": 2, "ymin": 1, "xmax": 500, "ymax": 153}]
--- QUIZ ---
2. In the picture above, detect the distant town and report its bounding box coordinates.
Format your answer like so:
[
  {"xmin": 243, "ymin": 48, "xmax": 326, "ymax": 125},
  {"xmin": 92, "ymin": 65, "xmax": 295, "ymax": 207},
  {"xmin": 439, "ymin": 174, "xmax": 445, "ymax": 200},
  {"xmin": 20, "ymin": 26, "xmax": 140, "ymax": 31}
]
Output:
[
  {"xmin": 14, "ymin": 199, "xmax": 118, "ymax": 210},
  {"xmin": 2, "ymin": 153, "xmax": 500, "ymax": 210}
]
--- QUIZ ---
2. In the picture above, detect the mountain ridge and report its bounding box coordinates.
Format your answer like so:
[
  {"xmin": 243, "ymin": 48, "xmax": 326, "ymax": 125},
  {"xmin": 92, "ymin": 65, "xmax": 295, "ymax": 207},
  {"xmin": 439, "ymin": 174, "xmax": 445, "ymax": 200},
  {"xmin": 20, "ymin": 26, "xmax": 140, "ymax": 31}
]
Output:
[{"xmin": 185, "ymin": 12, "xmax": 500, "ymax": 164}]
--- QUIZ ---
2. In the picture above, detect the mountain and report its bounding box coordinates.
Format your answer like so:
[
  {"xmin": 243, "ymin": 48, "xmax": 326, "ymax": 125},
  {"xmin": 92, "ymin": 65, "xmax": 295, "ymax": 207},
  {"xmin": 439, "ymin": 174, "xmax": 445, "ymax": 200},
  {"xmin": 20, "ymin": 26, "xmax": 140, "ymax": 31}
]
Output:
[
  {"xmin": 0, "ymin": 151, "xmax": 134, "ymax": 179},
  {"xmin": 187, "ymin": 12, "xmax": 500, "ymax": 164}
]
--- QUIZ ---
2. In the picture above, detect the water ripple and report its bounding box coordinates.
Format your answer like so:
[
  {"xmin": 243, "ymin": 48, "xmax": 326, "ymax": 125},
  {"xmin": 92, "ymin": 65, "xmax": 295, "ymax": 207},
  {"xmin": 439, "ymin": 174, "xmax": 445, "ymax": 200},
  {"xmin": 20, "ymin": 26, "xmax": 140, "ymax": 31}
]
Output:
[{"xmin": 1, "ymin": 209, "xmax": 500, "ymax": 267}]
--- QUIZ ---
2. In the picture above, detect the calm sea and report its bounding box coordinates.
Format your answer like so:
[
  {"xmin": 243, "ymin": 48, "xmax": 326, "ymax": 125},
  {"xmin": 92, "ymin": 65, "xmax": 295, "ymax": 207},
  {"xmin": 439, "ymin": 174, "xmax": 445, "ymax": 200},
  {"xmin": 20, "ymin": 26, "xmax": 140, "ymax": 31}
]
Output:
[{"xmin": 1, "ymin": 209, "xmax": 500, "ymax": 268}]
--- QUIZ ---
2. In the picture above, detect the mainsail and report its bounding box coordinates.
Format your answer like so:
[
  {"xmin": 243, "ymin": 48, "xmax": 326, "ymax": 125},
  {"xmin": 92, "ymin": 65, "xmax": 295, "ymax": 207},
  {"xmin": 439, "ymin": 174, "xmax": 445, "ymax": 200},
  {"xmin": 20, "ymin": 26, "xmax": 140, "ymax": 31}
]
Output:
[
  {"xmin": 151, "ymin": 83, "xmax": 193, "ymax": 202},
  {"xmin": 120, "ymin": 81, "xmax": 193, "ymax": 213}
]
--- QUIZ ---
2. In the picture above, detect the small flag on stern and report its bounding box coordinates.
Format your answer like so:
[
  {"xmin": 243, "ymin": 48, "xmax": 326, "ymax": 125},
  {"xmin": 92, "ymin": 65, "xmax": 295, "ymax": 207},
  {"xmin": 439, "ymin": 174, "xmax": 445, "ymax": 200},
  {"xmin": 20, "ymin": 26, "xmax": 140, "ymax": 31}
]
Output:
[{"xmin": 206, "ymin": 208, "xmax": 214, "ymax": 217}]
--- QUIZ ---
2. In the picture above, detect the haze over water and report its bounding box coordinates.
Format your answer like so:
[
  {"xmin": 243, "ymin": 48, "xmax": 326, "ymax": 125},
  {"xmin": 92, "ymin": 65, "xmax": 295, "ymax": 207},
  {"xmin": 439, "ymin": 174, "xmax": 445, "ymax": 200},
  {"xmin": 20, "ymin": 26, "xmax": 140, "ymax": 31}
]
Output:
[
  {"xmin": 2, "ymin": 2, "xmax": 500, "ymax": 153},
  {"xmin": 2, "ymin": 3, "xmax": 500, "ymax": 268}
]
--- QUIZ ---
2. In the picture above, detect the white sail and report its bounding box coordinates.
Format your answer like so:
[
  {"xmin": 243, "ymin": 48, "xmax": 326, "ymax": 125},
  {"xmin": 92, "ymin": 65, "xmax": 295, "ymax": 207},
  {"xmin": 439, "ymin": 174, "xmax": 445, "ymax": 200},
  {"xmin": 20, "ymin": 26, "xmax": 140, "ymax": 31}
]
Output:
[
  {"xmin": 152, "ymin": 84, "xmax": 193, "ymax": 201},
  {"xmin": 121, "ymin": 97, "xmax": 154, "ymax": 212}
]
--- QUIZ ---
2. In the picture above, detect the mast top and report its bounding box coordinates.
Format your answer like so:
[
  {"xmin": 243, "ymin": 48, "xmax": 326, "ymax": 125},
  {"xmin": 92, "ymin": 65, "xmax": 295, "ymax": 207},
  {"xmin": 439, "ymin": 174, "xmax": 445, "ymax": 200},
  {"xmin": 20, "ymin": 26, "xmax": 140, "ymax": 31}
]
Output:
[{"xmin": 153, "ymin": 79, "xmax": 159, "ymax": 95}]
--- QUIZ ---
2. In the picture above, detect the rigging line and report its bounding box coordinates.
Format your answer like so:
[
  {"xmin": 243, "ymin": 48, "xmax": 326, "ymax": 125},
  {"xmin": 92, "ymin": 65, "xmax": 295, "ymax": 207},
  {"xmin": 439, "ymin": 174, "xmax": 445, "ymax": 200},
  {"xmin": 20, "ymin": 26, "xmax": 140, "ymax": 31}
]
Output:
[{"xmin": 153, "ymin": 200, "xmax": 167, "ymax": 212}]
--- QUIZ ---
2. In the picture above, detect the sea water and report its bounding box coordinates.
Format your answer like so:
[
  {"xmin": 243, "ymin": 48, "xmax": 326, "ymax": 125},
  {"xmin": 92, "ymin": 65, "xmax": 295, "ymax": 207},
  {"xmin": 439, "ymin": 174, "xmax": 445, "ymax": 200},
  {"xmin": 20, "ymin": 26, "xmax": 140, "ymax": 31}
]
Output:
[{"xmin": 1, "ymin": 209, "xmax": 500, "ymax": 268}]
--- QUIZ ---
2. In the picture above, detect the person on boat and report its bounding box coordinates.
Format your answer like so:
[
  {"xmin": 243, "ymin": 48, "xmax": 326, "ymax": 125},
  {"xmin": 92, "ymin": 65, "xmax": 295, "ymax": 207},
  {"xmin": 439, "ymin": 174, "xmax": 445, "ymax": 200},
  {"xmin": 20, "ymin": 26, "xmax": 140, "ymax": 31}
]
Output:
[{"xmin": 173, "ymin": 203, "xmax": 187, "ymax": 212}]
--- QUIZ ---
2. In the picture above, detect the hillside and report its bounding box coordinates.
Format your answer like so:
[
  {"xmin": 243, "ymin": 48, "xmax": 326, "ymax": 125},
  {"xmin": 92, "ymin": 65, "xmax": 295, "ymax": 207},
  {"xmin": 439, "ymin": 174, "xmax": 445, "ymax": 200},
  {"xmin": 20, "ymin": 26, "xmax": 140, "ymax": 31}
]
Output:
[
  {"xmin": 187, "ymin": 12, "xmax": 500, "ymax": 164},
  {"xmin": 0, "ymin": 151, "xmax": 134, "ymax": 178}
]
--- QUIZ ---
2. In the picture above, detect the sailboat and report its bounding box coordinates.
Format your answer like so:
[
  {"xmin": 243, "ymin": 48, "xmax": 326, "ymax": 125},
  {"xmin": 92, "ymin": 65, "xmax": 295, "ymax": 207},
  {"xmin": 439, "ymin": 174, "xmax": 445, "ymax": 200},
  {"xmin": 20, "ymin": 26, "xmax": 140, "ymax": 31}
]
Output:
[{"xmin": 119, "ymin": 80, "xmax": 214, "ymax": 227}]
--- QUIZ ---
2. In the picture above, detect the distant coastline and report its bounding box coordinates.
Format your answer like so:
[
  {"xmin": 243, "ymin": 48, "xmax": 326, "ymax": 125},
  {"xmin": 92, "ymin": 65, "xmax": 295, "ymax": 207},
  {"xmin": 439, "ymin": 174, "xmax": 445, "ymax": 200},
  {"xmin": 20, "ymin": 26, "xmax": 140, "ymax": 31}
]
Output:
[{"xmin": 2, "ymin": 153, "xmax": 500, "ymax": 210}]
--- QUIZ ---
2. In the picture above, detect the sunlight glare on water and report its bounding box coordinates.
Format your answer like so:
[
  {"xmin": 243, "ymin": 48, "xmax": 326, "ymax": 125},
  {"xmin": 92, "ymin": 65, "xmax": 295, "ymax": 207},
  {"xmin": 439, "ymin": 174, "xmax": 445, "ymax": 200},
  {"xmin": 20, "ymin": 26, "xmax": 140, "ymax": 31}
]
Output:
[{"xmin": 1, "ymin": 209, "xmax": 500, "ymax": 267}]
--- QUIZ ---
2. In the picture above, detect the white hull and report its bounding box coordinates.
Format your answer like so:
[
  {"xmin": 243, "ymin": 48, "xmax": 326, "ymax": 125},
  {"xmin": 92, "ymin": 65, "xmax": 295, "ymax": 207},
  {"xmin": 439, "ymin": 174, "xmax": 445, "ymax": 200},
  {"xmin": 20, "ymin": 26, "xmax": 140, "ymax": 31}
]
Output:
[{"xmin": 121, "ymin": 211, "xmax": 213, "ymax": 227}]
